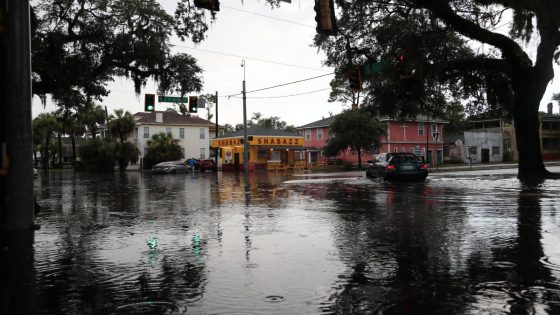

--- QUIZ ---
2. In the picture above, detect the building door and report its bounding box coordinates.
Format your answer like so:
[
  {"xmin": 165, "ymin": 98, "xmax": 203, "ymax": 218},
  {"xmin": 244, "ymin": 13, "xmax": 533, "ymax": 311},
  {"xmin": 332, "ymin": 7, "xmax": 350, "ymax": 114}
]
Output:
[
  {"xmin": 437, "ymin": 150, "xmax": 443, "ymax": 165},
  {"xmin": 481, "ymin": 149, "xmax": 490, "ymax": 163},
  {"xmin": 427, "ymin": 150, "xmax": 433, "ymax": 166},
  {"xmin": 234, "ymin": 153, "xmax": 240, "ymax": 170}
]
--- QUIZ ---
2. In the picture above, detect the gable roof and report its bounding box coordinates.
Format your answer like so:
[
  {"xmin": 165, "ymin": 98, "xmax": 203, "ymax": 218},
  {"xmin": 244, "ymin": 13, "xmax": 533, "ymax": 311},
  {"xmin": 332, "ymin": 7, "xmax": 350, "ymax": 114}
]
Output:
[
  {"xmin": 133, "ymin": 111, "xmax": 214, "ymax": 126},
  {"xmin": 218, "ymin": 126, "xmax": 301, "ymax": 139},
  {"xmin": 299, "ymin": 114, "xmax": 447, "ymax": 129},
  {"xmin": 298, "ymin": 116, "xmax": 337, "ymax": 129}
]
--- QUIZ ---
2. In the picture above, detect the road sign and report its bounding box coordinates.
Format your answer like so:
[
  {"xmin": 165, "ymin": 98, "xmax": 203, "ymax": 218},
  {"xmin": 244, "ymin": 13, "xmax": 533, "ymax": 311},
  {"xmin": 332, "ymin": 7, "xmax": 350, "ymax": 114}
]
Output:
[{"xmin": 158, "ymin": 96, "xmax": 189, "ymax": 103}]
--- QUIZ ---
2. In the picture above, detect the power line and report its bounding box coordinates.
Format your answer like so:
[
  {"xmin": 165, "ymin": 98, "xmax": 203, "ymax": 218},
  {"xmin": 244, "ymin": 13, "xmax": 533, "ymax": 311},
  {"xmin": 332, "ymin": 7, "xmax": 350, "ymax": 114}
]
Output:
[
  {"xmin": 226, "ymin": 72, "xmax": 335, "ymax": 98},
  {"xmin": 172, "ymin": 44, "xmax": 331, "ymax": 72},
  {"xmin": 221, "ymin": 5, "xmax": 314, "ymax": 28},
  {"xmin": 227, "ymin": 88, "xmax": 331, "ymax": 99}
]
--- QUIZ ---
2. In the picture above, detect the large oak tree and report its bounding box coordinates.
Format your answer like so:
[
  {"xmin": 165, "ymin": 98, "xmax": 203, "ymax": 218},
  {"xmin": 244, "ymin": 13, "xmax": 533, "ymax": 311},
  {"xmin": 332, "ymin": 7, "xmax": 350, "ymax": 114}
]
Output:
[{"xmin": 314, "ymin": 0, "xmax": 560, "ymax": 181}]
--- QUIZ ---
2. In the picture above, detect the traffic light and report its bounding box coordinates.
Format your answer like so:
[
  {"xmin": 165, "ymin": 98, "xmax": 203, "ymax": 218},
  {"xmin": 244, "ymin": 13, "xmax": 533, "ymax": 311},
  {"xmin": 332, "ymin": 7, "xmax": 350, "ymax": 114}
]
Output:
[
  {"xmin": 144, "ymin": 94, "xmax": 155, "ymax": 112},
  {"xmin": 314, "ymin": 0, "xmax": 337, "ymax": 36},
  {"xmin": 188, "ymin": 96, "xmax": 198, "ymax": 113},
  {"xmin": 194, "ymin": 0, "xmax": 220, "ymax": 11},
  {"xmin": 348, "ymin": 66, "xmax": 362, "ymax": 91}
]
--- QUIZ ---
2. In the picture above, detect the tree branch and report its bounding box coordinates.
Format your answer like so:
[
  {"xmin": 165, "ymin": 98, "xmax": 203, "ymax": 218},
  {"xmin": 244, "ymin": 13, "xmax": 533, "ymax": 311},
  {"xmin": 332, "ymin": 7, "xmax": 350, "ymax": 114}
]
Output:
[{"xmin": 415, "ymin": 0, "xmax": 532, "ymax": 66}]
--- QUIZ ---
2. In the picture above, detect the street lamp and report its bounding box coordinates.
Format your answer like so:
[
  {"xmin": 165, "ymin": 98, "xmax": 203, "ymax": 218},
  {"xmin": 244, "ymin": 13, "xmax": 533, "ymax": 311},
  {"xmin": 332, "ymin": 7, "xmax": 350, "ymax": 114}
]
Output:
[{"xmin": 241, "ymin": 60, "xmax": 249, "ymax": 176}]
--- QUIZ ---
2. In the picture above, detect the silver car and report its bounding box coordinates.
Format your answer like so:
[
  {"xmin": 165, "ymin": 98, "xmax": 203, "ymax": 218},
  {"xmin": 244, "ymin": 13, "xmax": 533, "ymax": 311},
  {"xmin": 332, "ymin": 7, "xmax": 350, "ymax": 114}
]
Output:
[{"xmin": 152, "ymin": 161, "xmax": 190, "ymax": 174}]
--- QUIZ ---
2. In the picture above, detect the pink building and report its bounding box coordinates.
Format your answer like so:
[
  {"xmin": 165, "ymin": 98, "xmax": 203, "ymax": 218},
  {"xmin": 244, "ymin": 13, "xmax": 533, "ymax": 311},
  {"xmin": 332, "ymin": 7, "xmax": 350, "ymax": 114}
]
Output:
[{"xmin": 298, "ymin": 115, "xmax": 448, "ymax": 166}]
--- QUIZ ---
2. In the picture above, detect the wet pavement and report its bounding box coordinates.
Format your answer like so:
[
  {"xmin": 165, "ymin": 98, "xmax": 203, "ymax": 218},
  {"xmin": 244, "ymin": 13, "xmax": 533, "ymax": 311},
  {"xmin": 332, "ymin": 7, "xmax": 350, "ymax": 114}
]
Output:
[{"xmin": 5, "ymin": 169, "xmax": 560, "ymax": 314}]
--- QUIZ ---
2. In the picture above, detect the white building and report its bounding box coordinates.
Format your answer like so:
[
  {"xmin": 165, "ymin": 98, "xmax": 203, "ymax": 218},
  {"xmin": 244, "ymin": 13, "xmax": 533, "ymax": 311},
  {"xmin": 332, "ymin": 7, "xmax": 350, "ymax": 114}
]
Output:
[
  {"xmin": 464, "ymin": 129, "xmax": 503, "ymax": 163},
  {"xmin": 130, "ymin": 111, "xmax": 215, "ymax": 163}
]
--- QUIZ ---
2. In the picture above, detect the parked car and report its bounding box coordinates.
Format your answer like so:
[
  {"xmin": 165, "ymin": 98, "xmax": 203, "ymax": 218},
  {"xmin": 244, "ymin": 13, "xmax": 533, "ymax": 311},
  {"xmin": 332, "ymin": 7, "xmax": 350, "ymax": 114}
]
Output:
[
  {"xmin": 152, "ymin": 161, "xmax": 190, "ymax": 174},
  {"xmin": 197, "ymin": 159, "xmax": 217, "ymax": 171},
  {"xmin": 366, "ymin": 152, "xmax": 428, "ymax": 181}
]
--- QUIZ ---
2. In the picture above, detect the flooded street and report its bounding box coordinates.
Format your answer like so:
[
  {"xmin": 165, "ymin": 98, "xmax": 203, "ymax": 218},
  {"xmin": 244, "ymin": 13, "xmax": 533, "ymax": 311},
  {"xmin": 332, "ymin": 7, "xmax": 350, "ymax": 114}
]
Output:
[{"xmin": 22, "ymin": 171, "xmax": 560, "ymax": 314}]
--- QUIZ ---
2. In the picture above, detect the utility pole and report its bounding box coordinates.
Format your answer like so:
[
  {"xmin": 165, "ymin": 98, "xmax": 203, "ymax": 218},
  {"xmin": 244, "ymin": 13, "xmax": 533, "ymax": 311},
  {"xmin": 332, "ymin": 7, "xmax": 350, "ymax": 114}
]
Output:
[
  {"xmin": 214, "ymin": 91, "xmax": 218, "ymax": 166},
  {"xmin": 241, "ymin": 60, "xmax": 249, "ymax": 176}
]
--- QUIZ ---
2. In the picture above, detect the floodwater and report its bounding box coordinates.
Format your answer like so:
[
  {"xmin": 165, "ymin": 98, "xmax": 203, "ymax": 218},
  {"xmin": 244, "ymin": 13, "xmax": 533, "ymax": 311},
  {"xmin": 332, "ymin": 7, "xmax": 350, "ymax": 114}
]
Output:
[{"xmin": 8, "ymin": 170, "xmax": 560, "ymax": 314}]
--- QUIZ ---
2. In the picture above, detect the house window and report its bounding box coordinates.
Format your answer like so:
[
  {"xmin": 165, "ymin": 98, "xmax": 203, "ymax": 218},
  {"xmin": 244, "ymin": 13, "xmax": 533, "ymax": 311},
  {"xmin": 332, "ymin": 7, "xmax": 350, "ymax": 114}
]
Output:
[
  {"xmin": 431, "ymin": 123, "xmax": 437, "ymax": 135},
  {"xmin": 166, "ymin": 127, "xmax": 171, "ymax": 135},
  {"xmin": 143, "ymin": 127, "xmax": 149, "ymax": 138},
  {"xmin": 317, "ymin": 128, "xmax": 323, "ymax": 140},
  {"xmin": 200, "ymin": 148, "xmax": 205, "ymax": 159},
  {"xmin": 468, "ymin": 146, "xmax": 477, "ymax": 156},
  {"xmin": 305, "ymin": 129, "xmax": 311, "ymax": 141},
  {"xmin": 418, "ymin": 123, "xmax": 424, "ymax": 135},
  {"xmin": 394, "ymin": 147, "xmax": 398, "ymax": 153},
  {"xmin": 199, "ymin": 128, "xmax": 205, "ymax": 139},
  {"xmin": 179, "ymin": 128, "xmax": 185, "ymax": 139},
  {"xmin": 492, "ymin": 146, "xmax": 500, "ymax": 156}
]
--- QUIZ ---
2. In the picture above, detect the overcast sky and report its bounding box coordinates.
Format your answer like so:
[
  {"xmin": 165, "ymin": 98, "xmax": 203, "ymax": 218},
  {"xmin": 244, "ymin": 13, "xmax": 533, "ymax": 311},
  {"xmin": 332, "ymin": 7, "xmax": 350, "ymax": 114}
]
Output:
[
  {"xmin": 32, "ymin": 1, "xmax": 560, "ymax": 125},
  {"xmin": 33, "ymin": 1, "xmax": 343, "ymax": 127}
]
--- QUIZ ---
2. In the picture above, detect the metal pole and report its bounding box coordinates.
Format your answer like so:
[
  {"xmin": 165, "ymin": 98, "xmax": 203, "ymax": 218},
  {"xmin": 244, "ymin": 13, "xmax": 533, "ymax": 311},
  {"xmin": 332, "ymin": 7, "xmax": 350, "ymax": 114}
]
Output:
[
  {"xmin": 214, "ymin": 91, "xmax": 218, "ymax": 166},
  {"xmin": 241, "ymin": 60, "xmax": 249, "ymax": 176},
  {"xmin": 426, "ymin": 115, "xmax": 429, "ymax": 164}
]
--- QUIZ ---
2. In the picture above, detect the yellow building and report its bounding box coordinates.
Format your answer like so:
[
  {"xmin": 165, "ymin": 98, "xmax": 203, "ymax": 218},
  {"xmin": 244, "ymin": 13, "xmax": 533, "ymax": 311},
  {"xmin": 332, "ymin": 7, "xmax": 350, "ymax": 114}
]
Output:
[{"xmin": 211, "ymin": 127, "xmax": 306, "ymax": 171}]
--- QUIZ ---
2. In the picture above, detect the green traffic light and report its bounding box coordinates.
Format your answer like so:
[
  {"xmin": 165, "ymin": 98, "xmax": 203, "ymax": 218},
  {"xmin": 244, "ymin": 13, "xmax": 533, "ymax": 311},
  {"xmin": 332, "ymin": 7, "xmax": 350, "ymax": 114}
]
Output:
[{"xmin": 147, "ymin": 105, "xmax": 154, "ymax": 111}]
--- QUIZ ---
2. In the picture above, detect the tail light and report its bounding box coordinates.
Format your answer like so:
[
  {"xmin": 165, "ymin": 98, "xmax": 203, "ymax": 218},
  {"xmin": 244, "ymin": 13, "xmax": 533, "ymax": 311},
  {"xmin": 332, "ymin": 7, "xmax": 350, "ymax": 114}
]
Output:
[
  {"xmin": 387, "ymin": 164, "xmax": 396, "ymax": 170},
  {"xmin": 421, "ymin": 164, "xmax": 429, "ymax": 169}
]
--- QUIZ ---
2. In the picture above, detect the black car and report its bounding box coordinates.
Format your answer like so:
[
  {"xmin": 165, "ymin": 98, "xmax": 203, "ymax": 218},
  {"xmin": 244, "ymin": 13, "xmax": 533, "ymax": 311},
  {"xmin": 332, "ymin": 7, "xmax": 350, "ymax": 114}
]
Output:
[{"xmin": 366, "ymin": 152, "xmax": 428, "ymax": 181}]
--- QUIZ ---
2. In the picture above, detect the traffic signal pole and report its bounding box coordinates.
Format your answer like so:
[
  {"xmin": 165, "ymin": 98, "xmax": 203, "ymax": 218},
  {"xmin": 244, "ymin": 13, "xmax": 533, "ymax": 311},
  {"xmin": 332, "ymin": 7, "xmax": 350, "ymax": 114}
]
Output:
[{"xmin": 215, "ymin": 91, "xmax": 219, "ymax": 166}]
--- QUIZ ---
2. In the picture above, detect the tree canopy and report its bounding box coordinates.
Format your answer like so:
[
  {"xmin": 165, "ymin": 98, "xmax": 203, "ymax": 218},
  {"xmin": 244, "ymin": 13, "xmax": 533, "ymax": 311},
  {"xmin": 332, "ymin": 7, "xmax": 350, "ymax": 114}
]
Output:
[
  {"xmin": 31, "ymin": 0, "xmax": 205, "ymax": 105},
  {"xmin": 322, "ymin": 109, "xmax": 384, "ymax": 167},
  {"xmin": 314, "ymin": 0, "xmax": 560, "ymax": 180}
]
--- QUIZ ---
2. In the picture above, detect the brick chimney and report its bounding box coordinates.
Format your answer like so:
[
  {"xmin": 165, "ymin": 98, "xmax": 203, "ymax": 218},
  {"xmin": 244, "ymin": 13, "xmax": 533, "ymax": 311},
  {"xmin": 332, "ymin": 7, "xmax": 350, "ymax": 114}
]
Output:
[
  {"xmin": 547, "ymin": 102, "xmax": 553, "ymax": 115},
  {"xmin": 156, "ymin": 112, "xmax": 163, "ymax": 123}
]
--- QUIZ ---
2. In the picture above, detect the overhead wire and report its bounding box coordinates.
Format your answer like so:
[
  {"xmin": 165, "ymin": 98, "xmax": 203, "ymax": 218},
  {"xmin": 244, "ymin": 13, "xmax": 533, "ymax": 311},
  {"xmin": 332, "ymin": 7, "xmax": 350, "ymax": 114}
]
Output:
[
  {"xmin": 172, "ymin": 44, "xmax": 331, "ymax": 72},
  {"xmin": 227, "ymin": 88, "xmax": 331, "ymax": 99},
  {"xmin": 225, "ymin": 72, "xmax": 334, "ymax": 98},
  {"xmin": 221, "ymin": 5, "xmax": 314, "ymax": 28}
]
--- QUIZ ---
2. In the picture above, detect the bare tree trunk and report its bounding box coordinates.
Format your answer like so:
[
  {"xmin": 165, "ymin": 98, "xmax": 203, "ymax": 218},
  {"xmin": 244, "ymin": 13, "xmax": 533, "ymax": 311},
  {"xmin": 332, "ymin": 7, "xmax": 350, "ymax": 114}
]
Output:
[{"xmin": 512, "ymin": 68, "xmax": 557, "ymax": 181}]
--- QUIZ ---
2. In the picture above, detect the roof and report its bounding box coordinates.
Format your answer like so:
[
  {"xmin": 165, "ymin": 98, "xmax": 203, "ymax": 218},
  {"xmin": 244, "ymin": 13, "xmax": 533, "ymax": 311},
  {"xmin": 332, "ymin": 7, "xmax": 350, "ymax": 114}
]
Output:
[
  {"xmin": 132, "ymin": 111, "xmax": 214, "ymax": 126},
  {"xmin": 443, "ymin": 134, "xmax": 464, "ymax": 144},
  {"xmin": 298, "ymin": 114, "xmax": 447, "ymax": 129},
  {"xmin": 218, "ymin": 126, "xmax": 301, "ymax": 139},
  {"xmin": 298, "ymin": 116, "xmax": 337, "ymax": 129},
  {"xmin": 378, "ymin": 114, "xmax": 448, "ymax": 124}
]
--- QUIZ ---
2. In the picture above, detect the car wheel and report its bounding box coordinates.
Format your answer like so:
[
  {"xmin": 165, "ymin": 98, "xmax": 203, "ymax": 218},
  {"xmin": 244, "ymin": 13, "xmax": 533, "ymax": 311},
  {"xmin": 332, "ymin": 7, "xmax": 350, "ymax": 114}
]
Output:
[
  {"xmin": 378, "ymin": 170, "xmax": 384, "ymax": 183},
  {"xmin": 170, "ymin": 169, "xmax": 177, "ymax": 175}
]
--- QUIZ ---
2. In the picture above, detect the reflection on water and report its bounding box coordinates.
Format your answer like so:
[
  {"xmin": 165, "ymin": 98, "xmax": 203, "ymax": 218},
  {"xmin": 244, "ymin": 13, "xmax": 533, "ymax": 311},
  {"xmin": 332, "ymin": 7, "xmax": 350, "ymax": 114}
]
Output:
[{"xmin": 4, "ymin": 171, "xmax": 559, "ymax": 314}]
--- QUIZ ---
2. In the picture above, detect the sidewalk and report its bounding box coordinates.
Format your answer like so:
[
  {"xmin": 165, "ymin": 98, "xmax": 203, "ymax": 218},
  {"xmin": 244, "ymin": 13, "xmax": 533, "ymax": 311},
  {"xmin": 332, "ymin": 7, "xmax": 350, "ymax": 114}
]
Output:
[{"xmin": 431, "ymin": 160, "xmax": 560, "ymax": 173}]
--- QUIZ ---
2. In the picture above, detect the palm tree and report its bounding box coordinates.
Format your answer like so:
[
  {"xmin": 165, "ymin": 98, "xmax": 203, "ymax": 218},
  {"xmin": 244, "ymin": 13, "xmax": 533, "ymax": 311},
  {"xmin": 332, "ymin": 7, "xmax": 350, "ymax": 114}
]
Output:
[
  {"xmin": 79, "ymin": 102, "xmax": 106, "ymax": 139},
  {"xmin": 108, "ymin": 109, "xmax": 139, "ymax": 172},
  {"xmin": 33, "ymin": 113, "xmax": 60, "ymax": 173}
]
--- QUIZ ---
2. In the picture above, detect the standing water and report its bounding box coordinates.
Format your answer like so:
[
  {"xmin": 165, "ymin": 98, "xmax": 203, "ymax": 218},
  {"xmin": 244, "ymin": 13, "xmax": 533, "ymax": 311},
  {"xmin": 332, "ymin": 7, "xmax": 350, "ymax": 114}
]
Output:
[{"xmin": 5, "ymin": 171, "xmax": 560, "ymax": 314}]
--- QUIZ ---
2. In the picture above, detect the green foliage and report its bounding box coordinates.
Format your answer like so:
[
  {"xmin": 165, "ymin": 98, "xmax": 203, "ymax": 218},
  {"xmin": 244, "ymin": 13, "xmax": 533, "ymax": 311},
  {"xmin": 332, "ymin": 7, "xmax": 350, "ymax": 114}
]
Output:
[
  {"xmin": 144, "ymin": 133, "xmax": 183, "ymax": 169},
  {"xmin": 114, "ymin": 142, "xmax": 140, "ymax": 172},
  {"xmin": 33, "ymin": 113, "xmax": 61, "ymax": 171},
  {"xmin": 322, "ymin": 109, "xmax": 384, "ymax": 166},
  {"xmin": 108, "ymin": 109, "xmax": 136, "ymax": 144},
  {"xmin": 32, "ymin": 0, "xmax": 204, "ymax": 104},
  {"xmin": 78, "ymin": 139, "xmax": 116, "ymax": 172}
]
